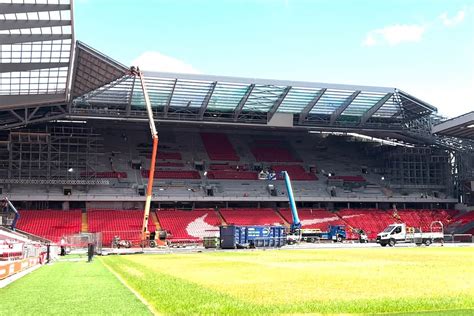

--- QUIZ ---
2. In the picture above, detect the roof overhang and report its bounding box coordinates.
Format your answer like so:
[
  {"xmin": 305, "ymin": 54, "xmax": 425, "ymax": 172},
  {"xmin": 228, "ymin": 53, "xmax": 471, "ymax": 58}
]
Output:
[
  {"xmin": 432, "ymin": 111, "xmax": 474, "ymax": 139},
  {"xmin": 0, "ymin": 0, "xmax": 74, "ymax": 109}
]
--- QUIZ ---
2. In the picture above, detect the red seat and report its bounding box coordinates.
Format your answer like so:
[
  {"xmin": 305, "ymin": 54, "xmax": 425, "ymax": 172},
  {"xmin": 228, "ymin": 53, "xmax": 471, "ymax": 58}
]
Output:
[
  {"xmin": 207, "ymin": 170, "xmax": 258, "ymax": 180},
  {"xmin": 156, "ymin": 209, "xmax": 221, "ymax": 242},
  {"xmin": 279, "ymin": 208, "xmax": 342, "ymax": 230},
  {"xmin": 141, "ymin": 170, "xmax": 201, "ymax": 179},
  {"xmin": 272, "ymin": 165, "xmax": 317, "ymax": 181},
  {"xmin": 87, "ymin": 209, "xmax": 155, "ymax": 246},
  {"xmin": 201, "ymin": 133, "xmax": 239, "ymax": 161},
  {"xmin": 16, "ymin": 210, "xmax": 82, "ymax": 243},
  {"xmin": 220, "ymin": 208, "xmax": 284, "ymax": 226}
]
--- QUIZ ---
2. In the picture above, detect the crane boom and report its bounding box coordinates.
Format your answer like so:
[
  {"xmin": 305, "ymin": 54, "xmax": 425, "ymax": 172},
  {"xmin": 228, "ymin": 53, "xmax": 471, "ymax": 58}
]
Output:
[
  {"xmin": 281, "ymin": 171, "xmax": 301, "ymax": 232},
  {"xmin": 130, "ymin": 67, "xmax": 159, "ymax": 242}
]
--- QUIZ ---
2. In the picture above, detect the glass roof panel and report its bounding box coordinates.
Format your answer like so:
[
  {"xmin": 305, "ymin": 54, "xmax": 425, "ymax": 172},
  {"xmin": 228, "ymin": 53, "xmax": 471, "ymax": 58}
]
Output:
[{"xmin": 0, "ymin": 0, "xmax": 73, "ymax": 103}]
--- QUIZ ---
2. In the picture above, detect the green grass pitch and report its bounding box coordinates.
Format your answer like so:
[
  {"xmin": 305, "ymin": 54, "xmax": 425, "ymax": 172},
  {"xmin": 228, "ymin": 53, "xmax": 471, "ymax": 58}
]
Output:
[{"xmin": 1, "ymin": 247, "xmax": 473, "ymax": 315}]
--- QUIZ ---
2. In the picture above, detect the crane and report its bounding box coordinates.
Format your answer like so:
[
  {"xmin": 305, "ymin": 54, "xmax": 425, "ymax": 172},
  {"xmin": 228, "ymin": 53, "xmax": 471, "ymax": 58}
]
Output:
[{"xmin": 129, "ymin": 67, "xmax": 158, "ymax": 243}]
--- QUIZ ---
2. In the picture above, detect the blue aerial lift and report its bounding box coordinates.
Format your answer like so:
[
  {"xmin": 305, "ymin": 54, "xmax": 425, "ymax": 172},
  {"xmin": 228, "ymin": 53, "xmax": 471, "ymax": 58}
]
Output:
[{"xmin": 281, "ymin": 171, "xmax": 346, "ymax": 243}]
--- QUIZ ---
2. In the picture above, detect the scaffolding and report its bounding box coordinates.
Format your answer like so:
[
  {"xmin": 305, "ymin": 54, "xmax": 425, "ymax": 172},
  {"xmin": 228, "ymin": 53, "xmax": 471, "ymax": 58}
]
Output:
[
  {"xmin": 384, "ymin": 147, "xmax": 451, "ymax": 190},
  {"xmin": 0, "ymin": 126, "xmax": 102, "ymax": 183}
]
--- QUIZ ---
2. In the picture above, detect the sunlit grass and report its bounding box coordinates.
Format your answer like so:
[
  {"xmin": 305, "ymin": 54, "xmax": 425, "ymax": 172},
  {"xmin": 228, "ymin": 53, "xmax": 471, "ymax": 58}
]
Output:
[
  {"xmin": 103, "ymin": 247, "xmax": 474, "ymax": 315},
  {"xmin": 0, "ymin": 260, "xmax": 151, "ymax": 315}
]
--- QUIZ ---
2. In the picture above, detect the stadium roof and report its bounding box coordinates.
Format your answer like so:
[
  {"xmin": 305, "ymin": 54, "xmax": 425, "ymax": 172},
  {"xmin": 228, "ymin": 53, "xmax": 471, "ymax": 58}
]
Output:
[
  {"xmin": 71, "ymin": 71, "xmax": 437, "ymax": 129},
  {"xmin": 432, "ymin": 111, "xmax": 474, "ymax": 139},
  {"xmin": 0, "ymin": 0, "xmax": 444, "ymax": 140}
]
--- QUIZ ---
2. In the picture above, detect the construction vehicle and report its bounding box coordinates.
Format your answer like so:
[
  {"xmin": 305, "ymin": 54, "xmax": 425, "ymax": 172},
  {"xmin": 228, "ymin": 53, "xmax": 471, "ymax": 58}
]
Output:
[
  {"xmin": 129, "ymin": 67, "xmax": 159, "ymax": 246},
  {"xmin": 282, "ymin": 171, "xmax": 346, "ymax": 243},
  {"xmin": 376, "ymin": 221, "xmax": 444, "ymax": 247}
]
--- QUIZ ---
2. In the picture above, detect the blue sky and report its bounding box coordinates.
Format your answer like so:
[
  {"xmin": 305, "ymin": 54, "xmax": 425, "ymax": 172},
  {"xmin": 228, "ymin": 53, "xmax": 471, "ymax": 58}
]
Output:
[{"xmin": 75, "ymin": 0, "xmax": 473, "ymax": 118}]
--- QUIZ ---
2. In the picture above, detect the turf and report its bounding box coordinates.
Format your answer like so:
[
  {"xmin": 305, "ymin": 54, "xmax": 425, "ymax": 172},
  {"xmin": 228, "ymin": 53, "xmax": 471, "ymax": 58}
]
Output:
[
  {"xmin": 0, "ymin": 260, "xmax": 151, "ymax": 316},
  {"xmin": 103, "ymin": 247, "xmax": 474, "ymax": 315},
  {"xmin": 1, "ymin": 247, "xmax": 473, "ymax": 315}
]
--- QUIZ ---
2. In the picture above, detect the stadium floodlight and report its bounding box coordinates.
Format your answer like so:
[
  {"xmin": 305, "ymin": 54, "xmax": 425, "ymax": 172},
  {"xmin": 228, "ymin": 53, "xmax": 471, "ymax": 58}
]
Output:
[
  {"xmin": 381, "ymin": 176, "xmax": 385, "ymax": 181},
  {"xmin": 67, "ymin": 168, "xmax": 74, "ymax": 173},
  {"xmin": 203, "ymin": 171, "xmax": 208, "ymax": 176},
  {"xmin": 467, "ymin": 124, "xmax": 474, "ymax": 128}
]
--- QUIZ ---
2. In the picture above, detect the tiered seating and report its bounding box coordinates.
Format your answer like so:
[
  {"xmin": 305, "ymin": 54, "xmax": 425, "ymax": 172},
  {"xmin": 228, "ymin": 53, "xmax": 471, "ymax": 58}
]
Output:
[
  {"xmin": 251, "ymin": 146, "xmax": 301, "ymax": 162},
  {"xmin": 87, "ymin": 209, "xmax": 155, "ymax": 246},
  {"xmin": 157, "ymin": 152, "xmax": 182, "ymax": 160},
  {"xmin": 329, "ymin": 175, "xmax": 366, "ymax": 182},
  {"xmin": 396, "ymin": 209, "xmax": 456, "ymax": 231},
  {"xmin": 220, "ymin": 208, "xmax": 284, "ymax": 226},
  {"xmin": 207, "ymin": 170, "xmax": 257, "ymax": 180},
  {"xmin": 453, "ymin": 211, "xmax": 474, "ymax": 225},
  {"xmin": 157, "ymin": 162, "xmax": 185, "ymax": 167},
  {"xmin": 201, "ymin": 133, "xmax": 239, "ymax": 161},
  {"xmin": 156, "ymin": 209, "xmax": 221, "ymax": 242},
  {"xmin": 279, "ymin": 208, "xmax": 342, "ymax": 230},
  {"xmin": 141, "ymin": 170, "xmax": 201, "ymax": 179},
  {"xmin": 209, "ymin": 164, "xmax": 246, "ymax": 170},
  {"xmin": 337, "ymin": 209, "xmax": 396, "ymax": 239},
  {"xmin": 16, "ymin": 210, "xmax": 82, "ymax": 242},
  {"xmin": 80, "ymin": 171, "xmax": 127, "ymax": 179},
  {"xmin": 272, "ymin": 165, "xmax": 317, "ymax": 181}
]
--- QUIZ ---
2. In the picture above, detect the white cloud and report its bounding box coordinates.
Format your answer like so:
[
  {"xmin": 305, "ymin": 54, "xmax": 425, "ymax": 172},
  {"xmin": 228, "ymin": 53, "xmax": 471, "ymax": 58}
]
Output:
[
  {"xmin": 362, "ymin": 24, "xmax": 426, "ymax": 47},
  {"xmin": 131, "ymin": 51, "xmax": 200, "ymax": 74},
  {"xmin": 439, "ymin": 10, "xmax": 465, "ymax": 27}
]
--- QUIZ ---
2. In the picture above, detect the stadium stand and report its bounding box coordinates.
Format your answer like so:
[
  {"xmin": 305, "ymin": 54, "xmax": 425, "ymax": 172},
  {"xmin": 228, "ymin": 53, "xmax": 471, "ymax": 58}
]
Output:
[
  {"xmin": 272, "ymin": 165, "xmax": 317, "ymax": 181},
  {"xmin": 201, "ymin": 133, "xmax": 240, "ymax": 161},
  {"xmin": 207, "ymin": 170, "xmax": 258, "ymax": 180},
  {"xmin": 157, "ymin": 152, "xmax": 182, "ymax": 160},
  {"xmin": 251, "ymin": 146, "xmax": 301, "ymax": 162},
  {"xmin": 450, "ymin": 211, "xmax": 474, "ymax": 225},
  {"xmin": 142, "ymin": 170, "xmax": 201, "ymax": 179},
  {"xmin": 87, "ymin": 209, "xmax": 156, "ymax": 246},
  {"xmin": 279, "ymin": 208, "xmax": 343, "ymax": 230},
  {"xmin": 16, "ymin": 210, "xmax": 82, "ymax": 242},
  {"xmin": 220, "ymin": 208, "xmax": 284, "ymax": 226},
  {"xmin": 156, "ymin": 209, "xmax": 221, "ymax": 242},
  {"xmin": 80, "ymin": 172, "xmax": 127, "ymax": 179},
  {"xmin": 337, "ymin": 209, "xmax": 400, "ymax": 239}
]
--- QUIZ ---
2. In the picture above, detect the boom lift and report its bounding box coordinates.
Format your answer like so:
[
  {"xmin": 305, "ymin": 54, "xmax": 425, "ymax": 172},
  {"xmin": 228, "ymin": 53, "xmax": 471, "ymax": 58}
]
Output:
[
  {"xmin": 282, "ymin": 171, "xmax": 346, "ymax": 243},
  {"xmin": 129, "ymin": 67, "xmax": 159, "ymax": 243}
]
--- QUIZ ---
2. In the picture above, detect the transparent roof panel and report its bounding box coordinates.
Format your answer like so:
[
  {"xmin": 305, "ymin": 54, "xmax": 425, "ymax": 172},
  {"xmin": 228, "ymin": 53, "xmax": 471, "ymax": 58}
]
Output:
[
  {"xmin": 279, "ymin": 87, "xmax": 323, "ymax": 113},
  {"xmin": 338, "ymin": 91, "xmax": 390, "ymax": 118},
  {"xmin": 0, "ymin": 0, "xmax": 73, "ymax": 104},
  {"xmin": 207, "ymin": 82, "xmax": 249, "ymax": 112},
  {"xmin": 242, "ymin": 85, "xmax": 287, "ymax": 113},
  {"xmin": 309, "ymin": 89, "xmax": 356, "ymax": 115},
  {"xmin": 74, "ymin": 71, "xmax": 436, "ymax": 124}
]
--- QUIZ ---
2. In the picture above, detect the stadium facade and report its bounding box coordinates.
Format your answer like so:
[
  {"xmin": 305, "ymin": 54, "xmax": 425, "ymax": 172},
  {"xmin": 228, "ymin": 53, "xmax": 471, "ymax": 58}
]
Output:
[{"xmin": 1, "ymin": 0, "xmax": 473, "ymax": 210}]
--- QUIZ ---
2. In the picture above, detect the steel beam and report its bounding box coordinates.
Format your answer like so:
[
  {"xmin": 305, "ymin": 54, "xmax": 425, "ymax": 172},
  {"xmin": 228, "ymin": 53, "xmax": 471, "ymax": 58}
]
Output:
[
  {"xmin": 330, "ymin": 90, "xmax": 361, "ymax": 124},
  {"xmin": 0, "ymin": 63, "xmax": 69, "ymax": 73},
  {"xmin": 9, "ymin": 110, "xmax": 25, "ymax": 123},
  {"xmin": 0, "ymin": 3, "xmax": 70, "ymax": 14},
  {"xmin": 359, "ymin": 92, "xmax": 393, "ymax": 125},
  {"xmin": 198, "ymin": 81, "xmax": 217, "ymax": 119},
  {"xmin": 0, "ymin": 34, "xmax": 71, "ymax": 45},
  {"xmin": 164, "ymin": 79, "xmax": 177, "ymax": 118},
  {"xmin": 233, "ymin": 84, "xmax": 255, "ymax": 121},
  {"xmin": 0, "ymin": 94, "xmax": 66, "ymax": 109},
  {"xmin": 298, "ymin": 88, "xmax": 326, "ymax": 124},
  {"xmin": 0, "ymin": 20, "xmax": 70, "ymax": 31},
  {"xmin": 267, "ymin": 86, "xmax": 291, "ymax": 122}
]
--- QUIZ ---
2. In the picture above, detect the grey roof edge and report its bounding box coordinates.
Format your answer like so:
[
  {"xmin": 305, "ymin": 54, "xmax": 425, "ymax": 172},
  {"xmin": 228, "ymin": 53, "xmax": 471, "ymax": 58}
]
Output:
[{"xmin": 142, "ymin": 70, "xmax": 396, "ymax": 93}]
